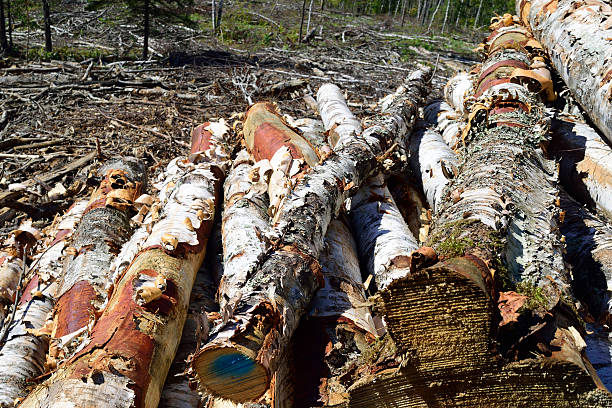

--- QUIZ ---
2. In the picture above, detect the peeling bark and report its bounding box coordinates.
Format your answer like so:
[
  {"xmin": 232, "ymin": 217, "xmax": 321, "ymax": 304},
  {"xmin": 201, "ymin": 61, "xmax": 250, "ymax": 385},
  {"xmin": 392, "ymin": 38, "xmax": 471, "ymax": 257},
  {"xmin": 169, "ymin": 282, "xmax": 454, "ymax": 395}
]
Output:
[
  {"xmin": 191, "ymin": 69, "xmax": 431, "ymax": 403},
  {"xmin": 243, "ymin": 102, "xmax": 320, "ymax": 167},
  {"xmin": 0, "ymin": 200, "xmax": 88, "ymax": 407},
  {"xmin": 0, "ymin": 220, "xmax": 40, "ymax": 329},
  {"xmin": 444, "ymin": 72, "xmax": 473, "ymax": 115},
  {"xmin": 50, "ymin": 158, "xmax": 146, "ymax": 364},
  {"xmin": 518, "ymin": 0, "xmax": 612, "ymax": 144},
  {"xmin": 19, "ymin": 122, "xmax": 231, "ymax": 408},
  {"xmin": 423, "ymin": 100, "xmax": 464, "ymax": 148},
  {"xmin": 550, "ymin": 113, "xmax": 612, "ymax": 219}
]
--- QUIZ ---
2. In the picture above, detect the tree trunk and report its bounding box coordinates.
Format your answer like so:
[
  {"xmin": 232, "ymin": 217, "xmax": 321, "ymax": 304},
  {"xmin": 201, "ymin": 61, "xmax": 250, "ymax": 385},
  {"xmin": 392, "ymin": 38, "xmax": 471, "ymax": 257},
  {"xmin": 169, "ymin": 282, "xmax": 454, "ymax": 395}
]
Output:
[
  {"xmin": 401, "ymin": 0, "xmax": 407, "ymax": 26},
  {"xmin": 427, "ymin": 0, "xmax": 443, "ymax": 30},
  {"xmin": 423, "ymin": 100, "xmax": 463, "ymax": 147},
  {"xmin": 518, "ymin": 0, "xmax": 612, "ymax": 145},
  {"xmin": 0, "ymin": 200, "xmax": 88, "ymax": 407},
  {"xmin": 306, "ymin": 0, "xmax": 314, "ymax": 34},
  {"xmin": 472, "ymin": 0, "xmax": 483, "ymax": 29},
  {"xmin": 307, "ymin": 219, "xmax": 380, "ymax": 405},
  {"xmin": 409, "ymin": 124, "xmax": 459, "ymax": 212},
  {"xmin": 49, "ymin": 158, "xmax": 146, "ymax": 365},
  {"xmin": 441, "ymin": 0, "xmax": 450, "ymax": 33},
  {"xmin": 215, "ymin": 0, "xmax": 224, "ymax": 33},
  {"xmin": 299, "ymin": 0, "xmax": 307, "ymax": 43},
  {"xmin": 19, "ymin": 122, "xmax": 231, "ymax": 408},
  {"xmin": 455, "ymin": 0, "xmax": 463, "ymax": 26},
  {"xmin": 559, "ymin": 189, "xmax": 612, "ymax": 327},
  {"xmin": 190, "ymin": 69, "xmax": 431, "ymax": 403},
  {"xmin": 42, "ymin": 0, "xmax": 51, "ymax": 52},
  {"xmin": 0, "ymin": 0, "xmax": 7, "ymax": 52},
  {"xmin": 143, "ymin": 0, "xmax": 149, "ymax": 60},
  {"xmin": 549, "ymin": 112, "xmax": 612, "ymax": 220},
  {"xmin": 444, "ymin": 72, "xmax": 473, "ymax": 116},
  {"xmin": 328, "ymin": 19, "xmax": 612, "ymax": 407},
  {"xmin": 6, "ymin": 0, "xmax": 10, "ymax": 48},
  {"xmin": 317, "ymin": 83, "xmax": 420, "ymax": 291},
  {"xmin": 211, "ymin": 0, "xmax": 216, "ymax": 32}
]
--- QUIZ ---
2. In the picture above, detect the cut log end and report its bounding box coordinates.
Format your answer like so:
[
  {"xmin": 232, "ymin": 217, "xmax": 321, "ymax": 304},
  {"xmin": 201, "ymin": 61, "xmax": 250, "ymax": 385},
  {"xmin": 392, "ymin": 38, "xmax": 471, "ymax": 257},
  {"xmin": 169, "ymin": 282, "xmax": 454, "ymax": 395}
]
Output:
[
  {"xmin": 381, "ymin": 256, "xmax": 497, "ymax": 374},
  {"xmin": 192, "ymin": 346, "xmax": 269, "ymax": 402}
]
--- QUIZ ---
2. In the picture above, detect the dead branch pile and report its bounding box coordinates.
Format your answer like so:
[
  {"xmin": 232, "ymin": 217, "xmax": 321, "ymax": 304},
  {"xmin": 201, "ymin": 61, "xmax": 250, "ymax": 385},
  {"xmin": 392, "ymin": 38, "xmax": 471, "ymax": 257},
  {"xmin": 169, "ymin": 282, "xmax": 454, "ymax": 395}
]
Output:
[{"xmin": 2, "ymin": 4, "xmax": 612, "ymax": 408}]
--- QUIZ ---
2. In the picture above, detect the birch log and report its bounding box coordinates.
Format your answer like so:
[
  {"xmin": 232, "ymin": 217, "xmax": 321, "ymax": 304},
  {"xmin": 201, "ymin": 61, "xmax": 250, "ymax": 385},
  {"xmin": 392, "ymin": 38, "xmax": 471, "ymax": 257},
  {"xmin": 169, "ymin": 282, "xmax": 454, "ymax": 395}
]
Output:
[
  {"xmin": 317, "ymin": 83, "xmax": 420, "ymax": 290},
  {"xmin": 518, "ymin": 0, "xmax": 612, "ymax": 144},
  {"xmin": 423, "ymin": 100, "xmax": 464, "ymax": 147},
  {"xmin": 19, "ymin": 121, "xmax": 231, "ymax": 408},
  {"xmin": 191, "ymin": 68, "xmax": 431, "ymax": 403},
  {"xmin": 159, "ymin": 265, "xmax": 219, "ymax": 408},
  {"xmin": 560, "ymin": 190, "xmax": 612, "ymax": 326},
  {"xmin": 0, "ymin": 200, "xmax": 88, "ymax": 407},
  {"xmin": 50, "ymin": 158, "xmax": 146, "ymax": 364},
  {"xmin": 330, "ymin": 19, "xmax": 612, "ymax": 407},
  {"xmin": 550, "ymin": 113, "xmax": 612, "ymax": 219},
  {"xmin": 409, "ymin": 121, "xmax": 459, "ymax": 212},
  {"xmin": 308, "ymin": 219, "xmax": 379, "ymax": 405},
  {"xmin": 0, "ymin": 220, "xmax": 40, "ymax": 329}
]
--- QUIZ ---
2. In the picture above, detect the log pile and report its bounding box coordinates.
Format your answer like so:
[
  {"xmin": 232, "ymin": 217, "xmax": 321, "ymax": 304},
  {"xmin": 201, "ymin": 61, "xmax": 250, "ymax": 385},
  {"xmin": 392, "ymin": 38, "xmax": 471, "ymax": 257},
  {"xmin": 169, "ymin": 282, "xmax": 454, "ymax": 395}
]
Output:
[{"xmin": 2, "ymin": 5, "xmax": 612, "ymax": 408}]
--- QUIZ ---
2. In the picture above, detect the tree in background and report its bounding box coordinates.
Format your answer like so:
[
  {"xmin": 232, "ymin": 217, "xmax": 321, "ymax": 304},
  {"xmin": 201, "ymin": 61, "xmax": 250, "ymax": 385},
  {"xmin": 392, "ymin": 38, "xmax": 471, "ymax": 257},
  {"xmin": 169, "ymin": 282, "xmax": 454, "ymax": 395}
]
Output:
[
  {"xmin": 0, "ymin": 0, "xmax": 8, "ymax": 52},
  {"xmin": 42, "ymin": 0, "xmax": 51, "ymax": 51},
  {"xmin": 87, "ymin": 0, "xmax": 194, "ymax": 59}
]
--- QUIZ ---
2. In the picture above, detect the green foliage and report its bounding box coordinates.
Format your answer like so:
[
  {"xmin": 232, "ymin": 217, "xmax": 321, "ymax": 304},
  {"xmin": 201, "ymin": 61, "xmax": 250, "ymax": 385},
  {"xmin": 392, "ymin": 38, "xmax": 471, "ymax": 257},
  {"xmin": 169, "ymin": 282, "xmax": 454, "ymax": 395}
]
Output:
[
  {"xmin": 86, "ymin": 0, "xmax": 196, "ymax": 31},
  {"xmin": 515, "ymin": 281, "xmax": 549, "ymax": 312}
]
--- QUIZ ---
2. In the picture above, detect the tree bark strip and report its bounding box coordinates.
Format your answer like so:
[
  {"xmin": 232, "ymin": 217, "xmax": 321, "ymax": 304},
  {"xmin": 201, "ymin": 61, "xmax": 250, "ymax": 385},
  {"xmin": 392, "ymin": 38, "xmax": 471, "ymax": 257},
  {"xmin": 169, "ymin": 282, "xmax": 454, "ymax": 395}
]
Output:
[
  {"xmin": 191, "ymin": 69, "xmax": 431, "ymax": 403},
  {"xmin": 550, "ymin": 113, "xmax": 612, "ymax": 220},
  {"xmin": 518, "ymin": 0, "xmax": 612, "ymax": 144},
  {"xmin": 0, "ymin": 200, "xmax": 88, "ymax": 407},
  {"xmin": 50, "ymin": 158, "xmax": 146, "ymax": 364},
  {"xmin": 19, "ymin": 122, "xmax": 231, "ymax": 408}
]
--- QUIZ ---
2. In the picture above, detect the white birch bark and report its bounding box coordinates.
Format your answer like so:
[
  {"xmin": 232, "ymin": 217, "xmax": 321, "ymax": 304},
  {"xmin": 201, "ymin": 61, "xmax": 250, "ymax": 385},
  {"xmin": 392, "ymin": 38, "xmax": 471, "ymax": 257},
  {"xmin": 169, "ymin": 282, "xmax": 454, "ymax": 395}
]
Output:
[
  {"xmin": 317, "ymin": 82, "xmax": 419, "ymax": 290},
  {"xmin": 217, "ymin": 150, "xmax": 270, "ymax": 322},
  {"xmin": 0, "ymin": 220, "xmax": 40, "ymax": 329},
  {"xmin": 550, "ymin": 113, "xmax": 612, "ymax": 220},
  {"xmin": 423, "ymin": 100, "xmax": 464, "ymax": 147},
  {"xmin": 191, "ymin": 69, "xmax": 431, "ymax": 403},
  {"xmin": 409, "ymin": 124, "xmax": 459, "ymax": 212},
  {"xmin": 444, "ymin": 72, "xmax": 473, "ymax": 116},
  {"xmin": 19, "ymin": 121, "xmax": 231, "ymax": 408},
  {"xmin": 0, "ymin": 200, "xmax": 87, "ymax": 407},
  {"xmin": 519, "ymin": 0, "xmax": 612, "ymax": 144},
  {"xmin": 317, "ymin": 84, "xmax": 362, "ymax": 148}
]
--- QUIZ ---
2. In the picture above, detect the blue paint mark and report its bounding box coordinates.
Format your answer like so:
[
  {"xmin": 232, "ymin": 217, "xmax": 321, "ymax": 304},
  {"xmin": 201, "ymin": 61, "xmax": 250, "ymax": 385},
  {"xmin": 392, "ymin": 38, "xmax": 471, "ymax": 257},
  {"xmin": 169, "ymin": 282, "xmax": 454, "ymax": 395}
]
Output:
[{"xmin": 212, "ymin": 352, "xmax": 255, "ymax": 378}]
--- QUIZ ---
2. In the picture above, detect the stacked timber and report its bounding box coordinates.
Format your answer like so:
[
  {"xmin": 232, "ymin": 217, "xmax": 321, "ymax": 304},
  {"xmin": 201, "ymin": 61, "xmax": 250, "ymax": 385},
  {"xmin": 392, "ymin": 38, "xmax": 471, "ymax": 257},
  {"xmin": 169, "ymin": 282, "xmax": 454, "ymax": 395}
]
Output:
[{"xmin": 4, "ymin": 5, "xmax": 612, "ymax": 406}]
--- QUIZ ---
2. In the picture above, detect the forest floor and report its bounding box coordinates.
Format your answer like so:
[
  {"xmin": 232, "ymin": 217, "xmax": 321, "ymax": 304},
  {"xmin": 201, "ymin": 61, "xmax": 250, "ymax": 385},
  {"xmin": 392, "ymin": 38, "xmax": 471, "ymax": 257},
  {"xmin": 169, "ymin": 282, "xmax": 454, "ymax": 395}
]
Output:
[{"xmin": 0, "ymin": 0, "xmax": 479, "ymax": 234}]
